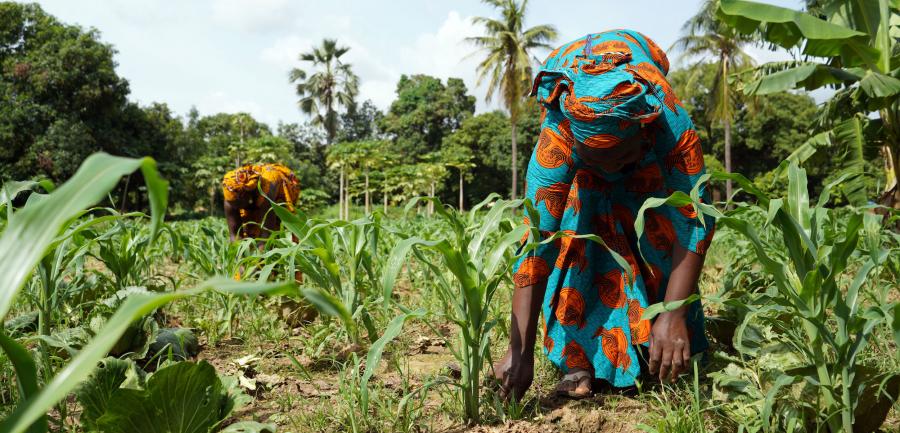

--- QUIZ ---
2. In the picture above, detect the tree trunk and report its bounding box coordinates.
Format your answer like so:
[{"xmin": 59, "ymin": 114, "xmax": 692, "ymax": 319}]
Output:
[
  {"xmin": 210, "ymin": 186, "xmax": 216, "ymax": 217},
  {"xmin": 365, "ymin": 172, "xmax": 370, "ymax": 215},
  {"xmin": 119, "ymin": 174, "xmax": 131, "ymax": 213},
  {"xmin": 384, "ymin": 193, "xmax": 388, "ymax": 215},
  {"xmin": 339, "ymin": 168, "xmax": 345, "ymax": 220},
  {"xmin": 459, "ymin": 171, "xmax": 464, "ymax": 212},
  {"xmin": 511, "ymin": 120, "xmax": 518, "ymax": 200},
  {"xmin": 429, "ymin": 182, "xmax": 435, "ymax": 216},
  {"xmin": 722, "ymin": 58, "xmax": 733, "ymax": 203},
  {"xmin": 724, "ymin": 118, "xmax": 733, "ymax": 201}
]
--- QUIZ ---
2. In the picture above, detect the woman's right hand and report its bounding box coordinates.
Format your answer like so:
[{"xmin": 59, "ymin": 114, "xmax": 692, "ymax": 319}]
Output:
[{"xmin": 498, "ymin": 349, "xmax": 535, "ymax": 401}]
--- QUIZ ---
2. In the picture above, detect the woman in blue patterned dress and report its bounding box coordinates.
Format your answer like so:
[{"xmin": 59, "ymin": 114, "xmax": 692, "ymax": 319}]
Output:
[{"xmin": 495, "ymin": 29, "xmax": 715, "ymax": 399}]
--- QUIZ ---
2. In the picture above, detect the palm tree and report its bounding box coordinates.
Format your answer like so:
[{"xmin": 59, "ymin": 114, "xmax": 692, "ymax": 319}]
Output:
[
  {"xmin": 467, "ymin": 0, "xmax": 556, "ymax": 200},
  {"xmin": 671, "ymin": 0, "xmax": 755, "ymax": 201},
  {"xmin": 289, "ymin": 39, "xmax": 359, "ymax": 145}
]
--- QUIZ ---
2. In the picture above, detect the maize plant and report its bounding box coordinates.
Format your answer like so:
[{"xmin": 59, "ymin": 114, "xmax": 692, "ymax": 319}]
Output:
[
  {"xmin": 702, "ymin": 163, "xmax": 900, "ymax": 432},
  {"xmin": 0, "ymin": 153, "xmax": 291, "ymax": 433}
]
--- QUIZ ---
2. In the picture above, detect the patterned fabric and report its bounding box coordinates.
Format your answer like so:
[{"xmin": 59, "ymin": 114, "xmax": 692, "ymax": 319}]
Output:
[
  {"xmin": 222, "ymin": 163, "xmax": 300, "ymax": 232},
  {"xmin": 514, "ymin": 29, "xmax": 715, "ymax": 387}
]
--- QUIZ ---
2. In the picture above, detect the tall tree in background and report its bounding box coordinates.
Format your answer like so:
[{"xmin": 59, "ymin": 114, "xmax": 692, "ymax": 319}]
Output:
[
  {"xmin": 289, "ymin": 39, "xmax": 359, "ymax": 145},
  {"xmin": 467, "ymin": 0, "xmax": 556, "ymax": 200},
  {"xmin": 671, "ymin": 0, "xmax": 755, "ymax": 201}
]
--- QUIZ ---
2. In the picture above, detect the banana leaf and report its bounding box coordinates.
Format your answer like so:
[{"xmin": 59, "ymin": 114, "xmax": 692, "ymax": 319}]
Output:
[{"xmin": 717, "ymin": 0, "xmax": 879, "ymax": 66}]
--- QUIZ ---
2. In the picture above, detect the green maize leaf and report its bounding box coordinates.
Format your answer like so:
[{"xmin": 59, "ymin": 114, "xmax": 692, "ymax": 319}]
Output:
[
  {"xmin": 634, "ymin": 190, "xmax": 704, "ymax": 265},
  {"xmin": 846, "ymin": 304, "xmax": 884, "ymax": 366},
  {"xmin": 766, "ymin": 198, "xmax": 783, "ymax": 227},
  {"xmin": 469, "ymin": 198, "xmax": 523, "ymax": 260},
  {"xmin": 467, "ymin": 193, "xmax": 503, "ymax": 225},
  {"xmin": 711, "ymin": 171, "xmax": 771, "ymax": 206},
  {"xmin": 0, "ymin": 332, "xmax": 45, "ymax": 433},
  {"xmin": 300, "ymin": 287, "xmax": 356, "ymax": 340},
  {"xmin": 716, "ymin": 217, "xmax": 800, "ymax": 306},
  {"xmin": 0, "ymin": 278, "xmax": 292, "ymax": 433},
  {"xmin": 382, "ymin": 237, "xmax": 446, "ymax": 307},
  {"xmin": 717, "ymin": 0, "xmax": 877, "ymax": 64},
  {"xmin": 483, "ymin": 224, "xmax": 528, "ymax": 279},
  {"xmin": 404, "ymin": 196, "xmax": 465, "ymax": 239},
  {"xmin": 0, "ymin": 180, "xmax": 53, "ymax": 209},
  {"xmin": 359, "ymin": 308, "xmax": 426, "ymax": 413},
  {"xmin": 0, "ymin": 153, "xmax": 168, "ymax": 321},
  {"xmin": 830, "ymin": 213, "xmax": 863, "ymax": 279},
  {"xmin": 640, "ymin": 294, "xmax": 701, "ymax": 321},
  {"xmin": 786, "ymin": 163, "xmax": 811, "ymax": 234},
  {"xmin": 744, "ymin": 63, "xmax": 861, "ymax": 95}
]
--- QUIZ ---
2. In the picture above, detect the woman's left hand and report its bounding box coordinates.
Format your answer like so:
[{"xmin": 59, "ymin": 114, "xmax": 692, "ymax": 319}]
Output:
[{"xmin": 648, "ymin": 310, "xmax": 691, "ymax": 382}]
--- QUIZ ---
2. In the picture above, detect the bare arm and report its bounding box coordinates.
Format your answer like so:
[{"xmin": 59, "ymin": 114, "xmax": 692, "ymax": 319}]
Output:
[{"xmin": 648, "ymin": 242, "xmax": 705, "ymax": 382}]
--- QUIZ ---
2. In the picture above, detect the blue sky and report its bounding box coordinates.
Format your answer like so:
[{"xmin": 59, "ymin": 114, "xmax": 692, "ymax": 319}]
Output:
[{"xmin": 27, "ymin": 0, "xmax": 803, "ymax": 127}]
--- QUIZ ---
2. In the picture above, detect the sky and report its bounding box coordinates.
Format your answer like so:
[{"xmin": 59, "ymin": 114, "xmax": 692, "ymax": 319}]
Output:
[{"xmin": 25, "ymin": 0, "xmax": 805, "ymax": 127}]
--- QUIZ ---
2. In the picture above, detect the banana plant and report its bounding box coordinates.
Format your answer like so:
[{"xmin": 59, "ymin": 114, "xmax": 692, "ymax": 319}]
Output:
[{"xmin": 717, "ymin": 0, "xmax": 900, "ymax": 206}]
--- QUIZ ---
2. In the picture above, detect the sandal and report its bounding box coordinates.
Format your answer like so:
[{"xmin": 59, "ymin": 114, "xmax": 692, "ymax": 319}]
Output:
[{"xmin": 555, "ymin": 369, "xmax": 593, "ymax": 398}]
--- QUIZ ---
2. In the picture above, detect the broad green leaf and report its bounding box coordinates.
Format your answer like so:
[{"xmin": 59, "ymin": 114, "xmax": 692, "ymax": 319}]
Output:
[
  {"xmin": 744, "ymin": 63, "xmax": 860, "ymax": 95},
  {"xmin": 859, "ymin": 70, "xmax": 900, "ymax": 98},
  {"xmin": 774, "ymin": 118, "xmax": 868, "ymax": 206},
  {"xmin": 96, "ymin": 361, "xmax": 228, "ymax": 433},
  {"xmin": 762, "ymin": 374, "xmax": 799, "ymax": 432},
  {"xmin": 0, "ymin": 333, "xmax": 45, "ymax": 433},
  {"xmin": 0, "ymin": 153, "xmax": 169, "ymax": 321},
  {"xmin": 0, "ymin": 279, "xmax": 292, "ymax": 433},
  {"xmin": 830, "ymin": 116, "xmax": 868, "ymax": 206},
  {"xmin": 717, "ymin": 0, "xmax": 876, "ymax": 64},
  {"xmin": 75, "ymin": 358, "xmax": 134, "ymax": 431}
]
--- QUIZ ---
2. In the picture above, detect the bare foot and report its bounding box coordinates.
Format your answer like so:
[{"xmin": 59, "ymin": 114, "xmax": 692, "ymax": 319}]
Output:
[{"xmin": 555, "ymin": 369, "xmax": 592, "ymax": 398}]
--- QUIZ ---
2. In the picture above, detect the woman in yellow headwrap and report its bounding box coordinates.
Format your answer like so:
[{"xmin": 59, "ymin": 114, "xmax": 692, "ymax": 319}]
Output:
[{"xmin": 222, "ymin": 163, "xmax": 300, "ymax": 242}]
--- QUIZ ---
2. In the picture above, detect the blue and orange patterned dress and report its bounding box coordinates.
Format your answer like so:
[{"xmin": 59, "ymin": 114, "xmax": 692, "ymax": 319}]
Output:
[{"xmin": 512, "ymin": 29, "xmax": 715, "ymax": 387}]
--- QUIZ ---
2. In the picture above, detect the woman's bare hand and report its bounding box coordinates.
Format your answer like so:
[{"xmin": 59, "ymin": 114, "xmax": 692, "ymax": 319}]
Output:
[{"xmin": 648, "ymin": 310, "xmax": 691, "ymax": 382}]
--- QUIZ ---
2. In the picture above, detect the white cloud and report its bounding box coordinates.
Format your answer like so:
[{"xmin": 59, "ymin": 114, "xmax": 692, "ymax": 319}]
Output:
[
  {"xmin": 359, "ymin": 80, "xmax": 397, "ymax": 111},
  {"xmin": 211, "ymin": 0, "xmax": 297, "ymax": 32},
  {"xmin": 257, "ymin": 9, "xmax": 503, "ymax": 119},
  {"xmin": 260, "ymin": 35, "xmax": 314, "ymax": 69},
  {"xmin": 197, "ymin": 90, "xmax": 272, "ymax": 124},
  {"xmin": 401, "ymin": 11, "xmax": 490, "ymax": 107}
]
